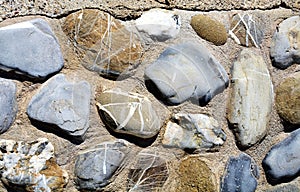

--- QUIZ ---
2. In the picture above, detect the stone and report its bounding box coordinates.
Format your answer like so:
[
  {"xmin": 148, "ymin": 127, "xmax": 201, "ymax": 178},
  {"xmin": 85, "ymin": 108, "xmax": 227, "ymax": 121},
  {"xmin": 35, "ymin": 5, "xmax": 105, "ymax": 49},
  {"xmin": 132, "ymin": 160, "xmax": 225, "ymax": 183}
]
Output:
[
  {"xmin": 62, "ymin": 9, "xmax": 143, "ymax": 80},
  {"xmin": 96, "ymin": 88, "xmax": 161, "ymax": 138},
  {"xmin": 229, "ymin": 12, "xmax": 265, "ymax": 47},
  {"xmin": 144, "ymin": 41, "xmax": 229, "ymax": 105},
  {"xmin": 162, "ymin": 113, "xmax": 226, "ymax": 150},
  {"xmin": 270, "ymin": 16, "xmax": 300, "ymax": 69},
  {"xmin": 176, "ymin": 156, "xmax": 216, "ymax": 192},
  {"xmin": 276, "ymin": 72, "xmax": 300, "ymax": 124},
  {"xmin": 0, "ymin": 78, "xmax": 17, "ymax": 133},
  {"xmin": 75, "ymin": 139, "xmax": 129, "ymax": 190},
  {"xmin": 227, "ymin": 48, "xmax": 273, "ymax": 148},
  {"xmin": 221, "ymin": 153, "xmax": 259, "ymax": 192},
  {"xmin": 190, "ymin": 14, "xmax": 227, "ymax": 45},
  {"xmin": 27, "ymin": 74, "xmax": 91, "ymax": 142},
  {"xmin": 135, "ymin": 9, "xmax": 181, "ymax": 42},
  {"xmin": 263, "ymin": 184, "xmax": 300, "ymax": 192},
  {"xmin": 0, "ymin": 138, "xmax": 68, "ymax": 191},
  {"xmin": 262, "ymin": 128, "xmax": 300, "ymax": 184},
  {"xmin": 0, "ymin": 18, "xmax": 63, "ymax": 79}
]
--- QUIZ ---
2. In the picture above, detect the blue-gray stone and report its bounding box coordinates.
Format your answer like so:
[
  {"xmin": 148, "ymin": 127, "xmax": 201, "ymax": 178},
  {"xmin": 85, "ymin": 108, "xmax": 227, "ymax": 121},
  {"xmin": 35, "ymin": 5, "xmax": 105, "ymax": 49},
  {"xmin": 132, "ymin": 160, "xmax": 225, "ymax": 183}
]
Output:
[
  {"xmin": 0, "ymin": 18, "xmax": 63, "ymax": 78},
  {"xmin": 144, "ymin": 41, "xmax": 228, "ymax": 105},
  {"xmin": 221, "ymin": 153, "xmax": 259, "ymax": 192},
  {"xmin": 263, "ymin": 128, "xmax": 300, "ymax": 184},
  {"xmin": 27, "ymin": 74, "xmax": 91, "ymax": 141},
  {"xmin": 75, "ymin": 139, "xmax": 129, "ymax": 190},
  {"xmin": 0, "ymin": 78, "xmax": 17, "ymax": 133}
]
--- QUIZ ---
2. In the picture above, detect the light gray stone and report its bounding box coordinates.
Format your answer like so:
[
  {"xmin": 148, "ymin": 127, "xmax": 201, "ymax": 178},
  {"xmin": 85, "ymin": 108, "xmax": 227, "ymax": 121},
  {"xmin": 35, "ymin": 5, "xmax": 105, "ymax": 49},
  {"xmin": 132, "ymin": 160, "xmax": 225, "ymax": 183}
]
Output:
[
  {"xmin": 0, "ymin": 78, "xmax": 17, "ymax": 133},
  {"xmin": 263, "ymin": 184, "xmax": 300, "ymax": 192},
  {"xmin": 0, "ymin": 18, "xmax": 63, "ymax": 79},
  {"xmin": 162, "ymin": 113, "xmax": 226, "ymax": 150},
  {"xmin": 270, "ymin": 16, "xmax": 300, "ymax": 69},
  {"xmin": 27, "ymin": 74, "xmax": 91, "ymax": 142},
  {"xmin": 227, "ymin": 48, "xmax": 273, "ymax": 148},
  {"xmin": 145, "ymin": 42, "xmax": 229, "ymax": 105}
]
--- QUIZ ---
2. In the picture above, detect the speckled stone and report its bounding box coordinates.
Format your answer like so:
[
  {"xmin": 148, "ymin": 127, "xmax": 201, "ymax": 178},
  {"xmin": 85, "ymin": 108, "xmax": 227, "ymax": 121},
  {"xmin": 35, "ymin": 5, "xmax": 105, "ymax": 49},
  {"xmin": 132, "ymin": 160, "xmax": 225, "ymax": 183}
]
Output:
[{"xmin": 263, "ymin": 184, "xmax": 300, "ymax": 192}]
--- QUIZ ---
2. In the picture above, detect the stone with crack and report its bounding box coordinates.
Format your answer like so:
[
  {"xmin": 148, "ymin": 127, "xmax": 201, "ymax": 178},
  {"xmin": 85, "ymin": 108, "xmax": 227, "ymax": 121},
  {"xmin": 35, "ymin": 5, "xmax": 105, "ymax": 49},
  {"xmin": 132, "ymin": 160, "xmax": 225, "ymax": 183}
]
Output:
[
  {"xmin": 0, "ymin": 138, "xmax": 68, "ymax": 192},
  {"xmin": 27, "ymin": 74, "xmax": 91, "ymax": 142},
  {"xmin": 162, "ymin": 113, "xmax": 226, "ymax": 150},
  {"xmin": 0, "ymin": 18, "xmax": 63, "ymax": 79}
]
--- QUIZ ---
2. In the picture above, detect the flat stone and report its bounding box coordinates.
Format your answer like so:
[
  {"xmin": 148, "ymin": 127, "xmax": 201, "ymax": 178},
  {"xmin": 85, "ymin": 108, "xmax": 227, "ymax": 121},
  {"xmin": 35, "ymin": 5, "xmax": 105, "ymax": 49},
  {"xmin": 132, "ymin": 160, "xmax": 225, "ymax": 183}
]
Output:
[
  {"xmin": 135, "ymin": 9, "xmax": 181, "ymax": 42},
  {"xmin": 62, "ymin": 9, "xmax": 143, "ymax": 80},
  {"xmin": 263, "ymin": 128, "xmax": 300, "ymax": 184},
  {"xmin": 75, "ymin": 139, "xmax": 129, "ymax": 190},
  {"xmin": 0, "ymin": 18, "xmax": 63, "ymax": 79},
  {"xmin": 144, "ymin": 41, "xmax": 229, "ymax": 105},
  {"xmin": 263, "ymin": 184, "xmax": 300, "ymax": 192},
  {"xmin": 227, "ymin": 48, "xmax": 273, "ymax": 148},
  {"xmin": 276, "ymin": 72, "xmax": 300, "ymax": 124},
  {"xmin": 96, "ymin": 89, "xmax": 161, "ymax": 138},
  {"xmin": 270, "ymin": 16, "xmax": 300, "ymax": 69},
  {"xmin": 191, "ymin": 14, "xmax": 227, "ymax": 45},
  {"xmin": 27, "ymin": 74, "xmax": 91, "ymax": 142},
  {"xmin": 0, "ymin": 78, "xmax": 17, "ymax": 133},
  {"xmin": 162, "ymin": 113, "xmax": 226, "ymax": 150},
  {"xmin": 0, "ymin": 138, "xmax": 68, "ymax": 191},
  {"xmin": 221, "ymin": 153, "xmax": 259, "ymax": 192}
]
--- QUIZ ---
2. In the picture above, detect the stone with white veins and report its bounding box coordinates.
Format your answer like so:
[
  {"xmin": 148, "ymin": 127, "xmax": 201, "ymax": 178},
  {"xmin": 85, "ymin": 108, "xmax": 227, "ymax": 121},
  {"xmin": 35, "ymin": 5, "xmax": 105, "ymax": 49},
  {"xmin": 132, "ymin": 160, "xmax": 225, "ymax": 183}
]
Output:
[
  {"xmin": 0, "ymin": 18, "xmax": 63, "ymax": 79},
  {"xmin": 27, "ymin": 74, "xmax": 91, "ymax": 142},
  {"xmin": 162, "ymin": 113, "xmax": 226, "ymax": 150},
  {"xmin": 0, "ymin": 78, "xmax": 17, "ymax": 133},
  {"xmin": 227, "ymin": 48, "xmax": 273, "ymax": 148},
  {"xmin": 135, "ymin": 9, "xmax": 180, "ymax": 42}
]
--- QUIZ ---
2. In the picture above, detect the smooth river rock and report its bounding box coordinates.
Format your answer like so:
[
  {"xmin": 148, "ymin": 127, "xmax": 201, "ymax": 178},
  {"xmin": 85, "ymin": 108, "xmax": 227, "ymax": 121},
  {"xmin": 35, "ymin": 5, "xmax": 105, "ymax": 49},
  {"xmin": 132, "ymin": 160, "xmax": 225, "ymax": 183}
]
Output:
[
  {"xmin": 162, "ymin": 113, "xmax": 226, "ymax": 150},
  {"xmin": 145, "ymin": 42, "xmax": 229, "ymax": 105},
  {"xmin": 276, "ymin": 72, "xmax": 300, "ymax": 124},
  {"xmin": 27, "ymin": 74, "xmax": 91, "ymax": 142},
  {"xmin": 0, "ymin": 138, "xmax": 68, "ymax": 191},
  {"xmin": 221, "ymin": 153, "xmax": 259, "ymax": 192},
  {"xmin": 0, "ymin": 78, "xmax": 17, "ymax": 133},
  {"xmin": 96, "ymin": 89, "xmax": 161, "ymax": 139},
  {"xmin": 75, "ymin": 139, "xmax": 129, "ymax": 190},
  {"xmin": 0, "ymin": 18, "xmax": 63, "ymax": 79},
  {"xmin": 270, "ymin": 16, "xmax": 300, "ymax": 69},
  {"xmin": 227, "ymin": 48, "xmax": 273, "ymax": 148},
  {"xmin": 263, "ymin": 128, "xmax": 300, "ymax": 184}
]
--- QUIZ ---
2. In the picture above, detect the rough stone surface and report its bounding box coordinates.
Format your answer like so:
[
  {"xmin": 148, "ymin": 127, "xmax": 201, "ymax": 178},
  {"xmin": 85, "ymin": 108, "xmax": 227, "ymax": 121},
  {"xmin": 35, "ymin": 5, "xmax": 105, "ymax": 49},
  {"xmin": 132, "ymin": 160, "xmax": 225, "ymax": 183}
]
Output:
[
  {"xmin": 276, "ymin": 72, "xmax": 300, "ymax": 124},
  {"xmin": 263, "ymin": 184, "xmax": 300, "ymax": 192},
  {"xmin": 227, "ymin": 48, "xmax": 273, "ymax": 148},
  {"xmin": 62, "ymin": 9, "xmax": 143, "ymax": 80},
  {"xmin": 145, "ymin": 41, "xmax": 229, "ymax": 105},
  {"xmin": 96, "ymin": 89, "xmax": 161, "ymax": 138},
  {"xmin": 190, "ymin": 14, "xmax": 228, "ymax": 45},
  {"xmin": 0, "ymin": 78, "xmax": 17, "ymax": 134},
  {"xmin": 0, "ymin": 138, "xmax": 68, "ymax": 192},
  {"xmin": 75, "ymin": 139, "xmax": 129, "ymax": 190},
  {"xmin": 270, "ymin": 16, "xmax": 300, "ymax": 69},
  {"xmin": 162, "ymin": 113, "xmax": 226, "ymax": 150},
  {"xmin": 27, "ymin": 74, "xmax": 91, "ymax": 142},
  {"xmin": 135, "ymin": 9, "xmax": 181, "ymax": 42},
  {"xmin": 221, "ymin": 153, "xmax": 259, "ymax": 192},
  {"xmin": 0, "ymin": 18, "xmax": 63, "ymax": 79},
  {"xmin": 263, "ymin": 128, "xmax": 300, "ymax": 184}
]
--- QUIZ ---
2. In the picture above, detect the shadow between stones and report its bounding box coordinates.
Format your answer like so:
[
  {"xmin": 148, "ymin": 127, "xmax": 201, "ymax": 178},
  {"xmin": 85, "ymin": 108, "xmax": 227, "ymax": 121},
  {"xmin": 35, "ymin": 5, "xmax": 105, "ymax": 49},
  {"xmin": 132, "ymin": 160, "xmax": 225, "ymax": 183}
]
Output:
[
  {"xmin": 29, "ymin": 118, "xmax": 84, "ymax": 145},
  {"xmin": 281, "ymin": 119, "xmax": 300, "ymax": 133}
]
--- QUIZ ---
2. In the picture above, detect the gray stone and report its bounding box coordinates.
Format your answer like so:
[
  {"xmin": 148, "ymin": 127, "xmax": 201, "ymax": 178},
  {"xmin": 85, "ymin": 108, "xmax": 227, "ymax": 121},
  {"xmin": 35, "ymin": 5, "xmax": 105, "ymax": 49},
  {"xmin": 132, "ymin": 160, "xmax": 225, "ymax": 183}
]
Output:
[
  {"xmin": 96, "ymin": 88, "xmax": 161, "ymax": 139},
  {"xmin": 0, "ymin": 138, "xmax": 68, "ymax": 192},
  {"xmin": 27, "ymin": 74, "xmax": 91, "ymax": 142},
  {"xmin": 0, "ymin": 19, "xmax": 63, "ymax": 79},
  {"xmin": 263, "ymin": 128, "xmax": 300, "ymax": 184},
  {"xmin": 144, "ymin": 42, "xmax": 229, "ymax": 105},
  {"xmin": 221, "ymin": 153, "xmax": 259, "ymax": 192},
  {"xmin": 0, "ymin": 78, "xmax": 17, "ymax": 133},
  {"xmin": 227, "ymin": 48, "xmax": 273, "ymax": 148},
  {"xmin": 263, "ymin": 184, "xmax": 300, "ymax": 192},
  {"xmin": 162, "ymin": 113, "xmax": 226, "ymax": 150},
  {"xmin": 270, "ymin": 16, "xmax": 300, "ymax": 69},
  {"xmin": 75, "ymin": 139, "xmax": 129, "ymax": 190}
]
